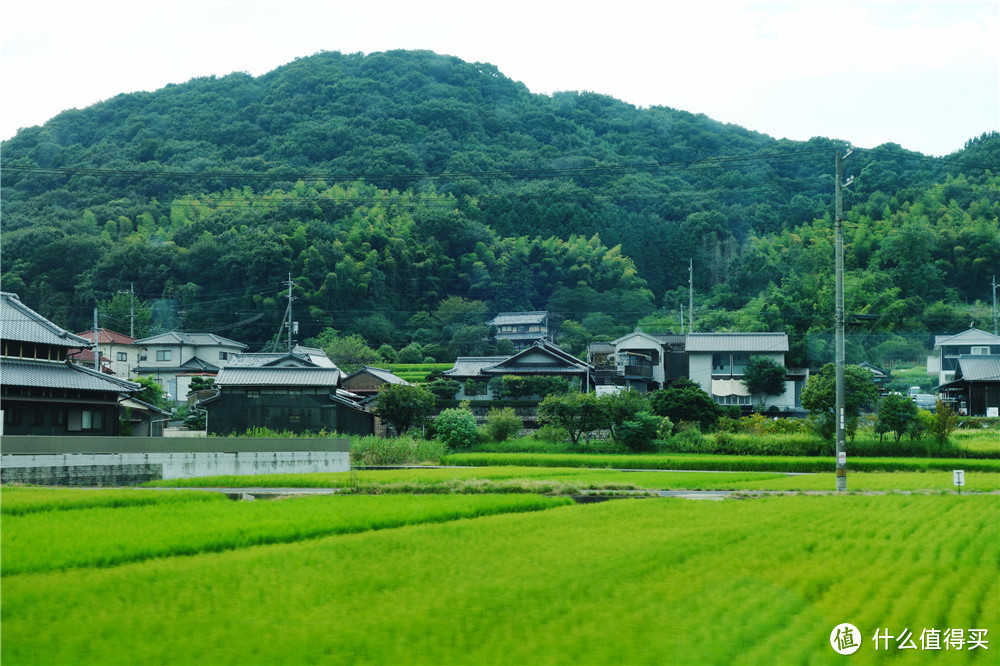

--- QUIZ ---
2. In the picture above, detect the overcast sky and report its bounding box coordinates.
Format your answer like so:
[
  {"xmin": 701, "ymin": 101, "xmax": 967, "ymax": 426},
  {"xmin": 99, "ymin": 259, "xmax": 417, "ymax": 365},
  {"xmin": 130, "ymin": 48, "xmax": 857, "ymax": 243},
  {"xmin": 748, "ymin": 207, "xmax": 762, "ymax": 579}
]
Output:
[{"xmin": 2, "ymin": 1, "xmax": 997, "ymax": 156}]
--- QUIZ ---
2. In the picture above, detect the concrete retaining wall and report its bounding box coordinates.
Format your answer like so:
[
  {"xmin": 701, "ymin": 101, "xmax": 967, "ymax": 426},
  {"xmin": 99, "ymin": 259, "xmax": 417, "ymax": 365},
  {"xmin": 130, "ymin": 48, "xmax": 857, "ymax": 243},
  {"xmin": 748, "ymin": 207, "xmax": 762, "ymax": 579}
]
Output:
[{"xmin": 0, "ymin": 436, "xmax": 350, "ymax": 486}]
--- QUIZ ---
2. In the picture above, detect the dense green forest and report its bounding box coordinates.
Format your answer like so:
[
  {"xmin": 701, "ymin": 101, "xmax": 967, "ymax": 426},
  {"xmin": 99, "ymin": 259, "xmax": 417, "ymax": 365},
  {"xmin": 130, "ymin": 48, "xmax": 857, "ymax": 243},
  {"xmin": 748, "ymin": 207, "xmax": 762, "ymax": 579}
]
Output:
[{"xmin": 2, "ymin": 50, "xmax": 998, "ymax": 367}]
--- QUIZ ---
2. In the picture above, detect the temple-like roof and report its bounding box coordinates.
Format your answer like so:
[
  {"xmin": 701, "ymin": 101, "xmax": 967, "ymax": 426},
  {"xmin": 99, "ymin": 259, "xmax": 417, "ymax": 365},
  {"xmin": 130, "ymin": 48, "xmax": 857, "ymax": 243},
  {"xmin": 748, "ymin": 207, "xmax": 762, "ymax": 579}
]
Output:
[
  {"xmin": 215, "ymin": 366, "xmax": 341, "ymax": 387},
  {"xmin": 487, "ymin": 311, "xmax": 548, "ymax": 327}
]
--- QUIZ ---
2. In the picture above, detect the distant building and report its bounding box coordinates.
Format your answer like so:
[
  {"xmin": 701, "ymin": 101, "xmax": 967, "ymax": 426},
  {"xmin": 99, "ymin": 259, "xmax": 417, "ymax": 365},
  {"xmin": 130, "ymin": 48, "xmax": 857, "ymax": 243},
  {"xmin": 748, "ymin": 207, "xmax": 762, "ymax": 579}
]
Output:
[
  {"xmin": 938, "ymin": 355, "xmax": 1000, "ymax": 416},
  {"xmin": 341, "ymin": 366, "xmax": 411, "ymax": 397},
  {"xmin": 928, "ymin": 328, "xmax": 1000, "ymax": 387},
  {"xmin": 1, "ymin": 292, "xmax": 140, "ymax": 436},
  {"xmin": 200, "ymin": 350, "xmax": 373, "ymax": 435},
  {"xmin": 133, "ymin": 331, "xmax": 247, "ymax": 404},
  {"xmin": 71, "ymin": 328, "xmax": 138, "ymax": 377},
  {"xmin": 487, "ymin": 311, "xmax": 549, "ymax": 351},
  {"xmin": 444, "ymin": 341, "xmax": 592, "ymax": 400}
]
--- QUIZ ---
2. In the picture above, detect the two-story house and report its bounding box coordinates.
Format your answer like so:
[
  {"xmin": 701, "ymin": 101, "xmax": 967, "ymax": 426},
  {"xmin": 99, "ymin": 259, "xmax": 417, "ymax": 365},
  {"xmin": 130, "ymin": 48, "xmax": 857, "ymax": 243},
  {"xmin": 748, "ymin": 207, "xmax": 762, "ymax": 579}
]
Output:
[
  {"xmin": 686, "ymin": 332, "xmax": 805, "ymax": 410},
  {"xmin": 133, "ymin": 331, "xmax": 247, "ymax": 404},
  {"xmin": 601, "ymin": 330, "xmax": 687, "ymax": 391},
  {"xmin": 1, "ymin": 292, "xmax": 140, "ymax": 436},
  {"xmin": 71, "ymin": 328, "xmax": 138, "ymax": 377},
  {"xmin": 928, "ymin": 328, "xmax": 1000, "ymax": 387},
  {"xmin": 487, "ymin": 311, "xmax": 550, "ymax": 351}
]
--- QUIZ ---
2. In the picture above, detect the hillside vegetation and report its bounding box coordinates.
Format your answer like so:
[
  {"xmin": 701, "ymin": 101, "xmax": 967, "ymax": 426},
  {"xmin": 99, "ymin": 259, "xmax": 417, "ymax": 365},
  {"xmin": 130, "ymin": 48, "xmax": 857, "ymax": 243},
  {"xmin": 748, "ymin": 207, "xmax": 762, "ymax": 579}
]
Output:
[{"xmin": 2, "ymin": 49, "xmax": 998, "ymax": 365}]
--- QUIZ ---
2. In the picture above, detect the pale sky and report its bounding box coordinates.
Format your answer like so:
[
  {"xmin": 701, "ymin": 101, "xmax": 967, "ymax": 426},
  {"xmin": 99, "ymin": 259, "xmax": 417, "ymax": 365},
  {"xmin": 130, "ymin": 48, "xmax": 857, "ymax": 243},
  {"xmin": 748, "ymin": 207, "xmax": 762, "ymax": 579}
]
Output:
[{"xmin": 2, "ymin": 1, "xmax": 998, "ymax": 156}]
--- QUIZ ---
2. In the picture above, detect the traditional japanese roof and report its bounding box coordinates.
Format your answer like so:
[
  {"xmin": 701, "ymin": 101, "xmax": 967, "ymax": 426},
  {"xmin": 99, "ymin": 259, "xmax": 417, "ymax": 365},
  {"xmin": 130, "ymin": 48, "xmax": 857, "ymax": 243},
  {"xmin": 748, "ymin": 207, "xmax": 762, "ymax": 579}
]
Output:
[
  {"xmin": 1, "ymin": 292, "xmax": 91, "ymax": 347},
  {"xmin": 215, "ymin": 366, "xmax": 341, "ymax": 387},
  {"xmin": 933, "ymin": 328, "xmax": 1000, "ymax": 348},
  {"xmin": 443, "ymin": 356, "xmax": 510, "ymax": 378},
  {"xmin": 345, "ymin": 366, "xmax": 410, "ymax": 386},
  {"xmin": 292, "ymin": 345, "xmax": 337, "ymax": 368},
  {"xmin": 74, "ymin": 328, "xmax": 136, "ymax": 345},
  {"xmin": 487, "ymin": 311, "xmax": 548, "ymax": 327},
  {"xmin": 482, "ymin": 341, "xmax": 590, "ymax": 375},
  {"xmin": 133, "ymin": 331, "xmax": 248, "ymax": 349},
  {"xmin": 685, "ymin": 332, "xmax": 789, "ymax": 353},
  {"xmin": 1, "ymin": 358, "xmax": 140, "ymax": 392},
  {"xmin": 588, "ymin": 342, "xmax": 615, "ymax": 354},
  {"xmin": 226, "ymin": 352, "xmax": 317, "ymax": 368}
]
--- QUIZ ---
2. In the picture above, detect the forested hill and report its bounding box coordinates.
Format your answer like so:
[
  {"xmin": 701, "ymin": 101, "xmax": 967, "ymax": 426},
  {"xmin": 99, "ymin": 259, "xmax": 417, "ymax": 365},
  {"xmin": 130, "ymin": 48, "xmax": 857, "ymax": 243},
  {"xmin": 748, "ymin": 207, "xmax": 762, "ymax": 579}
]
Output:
[{"xmin": 2, "ymin": 49, "xmax": 998, "ymax": 366}]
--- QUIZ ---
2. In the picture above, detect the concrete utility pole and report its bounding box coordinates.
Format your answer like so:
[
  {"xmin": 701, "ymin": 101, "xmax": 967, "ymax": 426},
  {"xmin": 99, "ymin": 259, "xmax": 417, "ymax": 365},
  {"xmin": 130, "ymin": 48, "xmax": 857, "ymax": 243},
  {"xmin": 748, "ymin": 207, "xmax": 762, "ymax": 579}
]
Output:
[
  {"xmin": 93, "ymin": 307, "xmax": 100, "ymax": 371},
  {"xmin": 992, "ymin": 275, "xmax": 998, "ymax": 336},
  {"xmin": 835, "ymin": 149, "xmax": 854, "ymax": 492},
  {"xmin": 118, "ymin": 282, "xmax": 136, "ymax": 337},
  {"xmin": 688, "ymin": 258, "xmax": 694, "ymax": 333}
]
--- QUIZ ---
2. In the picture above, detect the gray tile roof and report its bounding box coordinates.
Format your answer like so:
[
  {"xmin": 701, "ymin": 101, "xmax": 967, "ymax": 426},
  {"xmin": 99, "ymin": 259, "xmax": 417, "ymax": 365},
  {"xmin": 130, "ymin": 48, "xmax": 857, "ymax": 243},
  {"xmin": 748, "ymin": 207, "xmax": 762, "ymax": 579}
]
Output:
[
  {"xmin": 134, "ymin": 331, "xmax": 248, "ymax": 349},
  {"xmin": 685, "ymin": 332, "xmax": 789, "ymax": 353},
  {"xmin": 1, "ymin": 292, "xmax": 92, "ymax": 347},
  {"xmin": 444, "ymin": 356, "xmax": 509, "ymax": 378},
  {"xmin": 355, "ymin": 366, "xmax": 410, "ymax": 385},
  {"xmin": 1, "ymin": 358, "xmax": 140, "ymax": 392},
  {"xmin": 215, "ymin": 366, "xmax": 341, "ymax": 387},
  {"xmin": 934, "ymin": 329, "xmax": 1000, "ymax": 348},
  {"xmin": 135, "ymin": 357, "xmax": 219, "ymax": 373},
  {"xmin": 482, "ymin": 363, "xmax": 584, "ymax": 375},
  {"xmin": 954, "ymin": 355, "xmax": 1000, "ymax": 382},
  {"xmin": 487, "ymin": 311, "xmax": 548, "ymax": 326}
]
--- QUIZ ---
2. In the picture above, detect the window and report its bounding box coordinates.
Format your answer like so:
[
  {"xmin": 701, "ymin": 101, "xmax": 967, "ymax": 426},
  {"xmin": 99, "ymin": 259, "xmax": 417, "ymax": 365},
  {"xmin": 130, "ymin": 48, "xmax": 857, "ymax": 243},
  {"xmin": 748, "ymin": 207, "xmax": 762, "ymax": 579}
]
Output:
[
  {"xmin": 714, "ymin": 394, "xmax": 751, "ymax": 406},
  {"xmin": 156, "ymin": 350, "xmax": 172, "ymax": 362},
  {"xmin": 81, "ymin": 410, "xmax": 104, "ymax": 431},
  {"xmin": 972, "ymin": 346, "xmax": 990, "ymax": 355},
  {"xmin": 5, "ymin": 410, "xmax": 21, "ymax": 426},
  {"xmin": 117, "ymin": 352, "xmax": 128, "ymax": 361},
  {"xmin": 30, "ymin": 408, "xmax": 44, "ymax": 426},
  {"xmin": 247, "ymin": 390, "xmax": 260, "ymax": 399},
  {"xmin": 52, "ymin": 409, "xmax": 66, "ymax": 427},
  {"xmin": 219, "ymin": 351, "xmax": 229, "ymax": 360}
]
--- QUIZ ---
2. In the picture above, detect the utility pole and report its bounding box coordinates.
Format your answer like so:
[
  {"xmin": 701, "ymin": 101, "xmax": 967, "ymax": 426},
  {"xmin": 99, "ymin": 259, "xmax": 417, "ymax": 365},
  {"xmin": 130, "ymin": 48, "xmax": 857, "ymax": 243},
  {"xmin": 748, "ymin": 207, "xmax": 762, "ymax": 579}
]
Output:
[
  {"xmin": 93, "ymin": 307, "xmax": 100, "ymax": 371},
  {"xmin": 835, "ymin": 148, "xmax": 854, "ymax": 492},
  {"xmin": 680, "ymin": 305, "xmax": 684, "ymax": 334},
  {"xmin": 118, "ymin": 282, "xmax": 136, "ymax": 337},
  {"xmin": 688, "ymin": 258, "xmax": 694, "ymax": 333},
  {"xmin": 992, "ymin": 275, "xmax": 998, "ymax": 336}
]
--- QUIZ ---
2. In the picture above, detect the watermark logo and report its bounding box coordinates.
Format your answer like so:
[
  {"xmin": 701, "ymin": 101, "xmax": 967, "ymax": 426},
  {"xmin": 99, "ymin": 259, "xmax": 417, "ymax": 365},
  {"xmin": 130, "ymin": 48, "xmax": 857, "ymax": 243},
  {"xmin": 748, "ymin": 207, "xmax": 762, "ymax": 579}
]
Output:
[{"xmin": 831, "ymin": 623, "xmax": 862, "ymax": 655}]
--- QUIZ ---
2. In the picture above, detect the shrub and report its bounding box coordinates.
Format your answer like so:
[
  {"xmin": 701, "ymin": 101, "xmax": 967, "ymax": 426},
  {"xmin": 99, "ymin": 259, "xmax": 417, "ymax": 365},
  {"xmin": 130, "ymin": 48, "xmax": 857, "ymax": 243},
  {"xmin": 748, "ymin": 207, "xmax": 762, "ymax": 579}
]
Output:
[
  {"xmin": 534, "ymin": 424, "xmax": 570, "ymax": 444},
  {"xmin": 616, "ymin": 411, "xmax": 661, "ymax": 452},
  {"xmin": 434, "ymin": 408, "xmax": 480, "ymax": 450},
  {"xmin": 928, "ymin": 399, "xmax": 959, "ymax": 444},
  {"xmin": 483, "ymin": 407, "xmax": 522, "ymax": 442}
]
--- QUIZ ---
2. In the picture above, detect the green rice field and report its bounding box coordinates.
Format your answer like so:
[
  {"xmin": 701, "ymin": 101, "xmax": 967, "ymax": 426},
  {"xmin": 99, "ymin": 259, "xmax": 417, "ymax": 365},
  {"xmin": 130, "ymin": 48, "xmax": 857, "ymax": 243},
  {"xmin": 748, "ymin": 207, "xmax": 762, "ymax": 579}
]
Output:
[
  {"xmin": 143, "ymin": 465, "xmax": 1000, "ymax": 494},
  {"xmin": 1, "ymin": 489, "xmax": 996, "ymax": 665}
]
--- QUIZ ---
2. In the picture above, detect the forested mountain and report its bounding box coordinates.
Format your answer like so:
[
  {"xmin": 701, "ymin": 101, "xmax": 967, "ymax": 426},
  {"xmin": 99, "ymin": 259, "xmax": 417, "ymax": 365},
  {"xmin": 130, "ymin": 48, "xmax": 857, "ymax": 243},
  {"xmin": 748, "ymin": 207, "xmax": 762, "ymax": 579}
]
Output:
[{"xmin": 2, "ymin": 50, "xmax": 998, "ymax": 366}]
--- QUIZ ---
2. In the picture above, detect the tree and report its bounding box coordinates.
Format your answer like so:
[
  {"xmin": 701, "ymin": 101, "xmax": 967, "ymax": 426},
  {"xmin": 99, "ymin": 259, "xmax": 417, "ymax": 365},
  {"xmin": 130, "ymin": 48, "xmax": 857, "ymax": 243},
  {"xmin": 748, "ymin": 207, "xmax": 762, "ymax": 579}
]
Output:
[
  {"xmin": 307, "ymin": 329, "xmax": 381, "ymax": 374},
  {"xmin": 132, "ymin": 375, "xmax": 168, "ymax": 409},
  {"xmin": 98, "ymin": 292, "xmax": 154, "ymax": 338},
  {"xmin": 373, "ymin": 383, "xmax": 435, "ymax": 434},
  {"xmin": 741, "ymin": 356, "xmax": 787, "ymax": 411},
  {"xmin": 799, "ymin": 364, "xmax": 880, "ymax": 440},
  {"xmin": 483, "ymin": 407, "xmax": 522, "ymax": 442},
  {"xmin": 875, "ymin": 393, "xmax": 919, "ymax": 443},
  {"xmin": 598, "ymin": 389, "xmax": 651, "ymax": 440},
  {"xmin": 426, "ymin": 377, "xmax": 461, "ymax": 400},
  {"xmin": 537, "ymin": 392, "xmax": 608, "ymax": 444},
  {"xmin": 433, "ymin": 406, "xmax": 479, "ymax": 449},
  {"xmin": 927, "ymin": 398, "xmax": 959, "ymax": 445},
  {"xmin": 649, "ymin": 379, "xmax": 719, "ymax": 432},
  {"xmin": 616, "ymin": 411, "xmax": 662, "ymax": 451}
]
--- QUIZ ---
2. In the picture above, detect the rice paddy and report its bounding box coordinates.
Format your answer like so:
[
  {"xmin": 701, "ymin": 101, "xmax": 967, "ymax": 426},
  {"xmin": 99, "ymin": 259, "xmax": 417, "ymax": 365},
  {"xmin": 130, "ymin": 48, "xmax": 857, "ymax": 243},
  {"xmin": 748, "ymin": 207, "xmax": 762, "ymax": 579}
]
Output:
[{"xmin": 1, "ymin": 490, "xmax": 996, "ymax": 665}]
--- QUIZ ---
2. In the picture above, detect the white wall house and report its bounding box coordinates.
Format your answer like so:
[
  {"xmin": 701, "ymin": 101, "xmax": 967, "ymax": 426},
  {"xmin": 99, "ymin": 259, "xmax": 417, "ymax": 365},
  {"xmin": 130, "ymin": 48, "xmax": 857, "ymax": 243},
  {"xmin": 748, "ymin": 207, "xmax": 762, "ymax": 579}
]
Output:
[
  {"xmin": 686, "ymin": 332, "xmax": 804, "ymax": 410},
  {"xmin": 133, "ymin": 332, "xmax": 247, "ymax": 404},
  {"xmin": 72, "ymin": 328, "xmax": 138, "ymax": 378}
]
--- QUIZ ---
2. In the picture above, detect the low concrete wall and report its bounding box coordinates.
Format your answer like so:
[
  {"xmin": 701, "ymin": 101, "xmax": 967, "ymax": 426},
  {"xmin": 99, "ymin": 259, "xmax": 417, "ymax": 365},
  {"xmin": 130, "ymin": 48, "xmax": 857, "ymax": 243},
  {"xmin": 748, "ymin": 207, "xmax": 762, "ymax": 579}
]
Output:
[{"xmin": 0, "ymin": 436, "xmax": 350, "ymax": 486}]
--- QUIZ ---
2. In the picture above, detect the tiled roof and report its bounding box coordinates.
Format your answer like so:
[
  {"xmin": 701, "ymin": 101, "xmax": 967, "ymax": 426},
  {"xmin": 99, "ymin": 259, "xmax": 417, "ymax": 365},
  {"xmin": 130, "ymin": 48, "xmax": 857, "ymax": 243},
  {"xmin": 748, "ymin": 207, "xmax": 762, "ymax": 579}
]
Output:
[
  {"xmin": 215, "ymin": 366, "xmax": 341, "ymax": 387},
  {"xmin": 444, "ymin": 356, "xmax": 509, "ymax": 378},
  {"xmin": 482, "ymin": 363, "xmax": 585, "ymax": 374},
  {"xmin": 954, "ymin": 355, "xmax": 1000, "ymax": 382},
  {"xmin": 134, "ymin": 331, "xmax": 248, "ymax": 349},
  {"xmin": 353, "ymin": 366, "xmax": 410, "ymax": 385},
  {"xmin": 1, "ymin": 358, "xmax": 140, "ymax": 392},
  {"xmin": 135, "ymin": 357, "xmax": 219, "ymax": 373},
  {"xmin": 934, "ymin": 329, "xmax": 1000, "ymax": 348},
  {"xmin": 487, "ymin": 311, "xmax": 548, "ymax": 326},
  {"xmin": 74, "ymin": 328, "xmax": 136, "ymax": 344},
  {"xmin": 685, "ymin": 332, "xmax": 789, "ymax": 353},
  {"xmin": 1, "ymin": 292, "xmax": 91, "ymax": 347}
]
